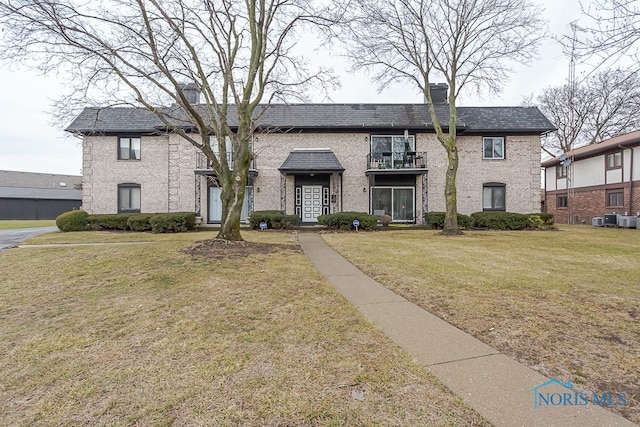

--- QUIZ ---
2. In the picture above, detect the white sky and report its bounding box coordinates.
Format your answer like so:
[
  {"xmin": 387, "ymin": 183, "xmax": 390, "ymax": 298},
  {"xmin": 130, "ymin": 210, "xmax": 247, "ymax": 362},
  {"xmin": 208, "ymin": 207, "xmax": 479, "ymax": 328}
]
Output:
[{"xmin": 0, "ymin": 0, "xmax": 585, "ymax": 176}]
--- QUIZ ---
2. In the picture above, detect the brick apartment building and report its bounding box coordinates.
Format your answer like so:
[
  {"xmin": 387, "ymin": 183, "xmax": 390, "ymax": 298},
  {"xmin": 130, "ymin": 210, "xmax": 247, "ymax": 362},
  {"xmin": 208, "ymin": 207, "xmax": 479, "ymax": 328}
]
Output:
[
  {"xmin": 543, "ymin": 130, "xmax": 640, "ymax": 224},
  {"xmin": 66, "ymin": 84, "xmax": 554, "ymax": 224}
]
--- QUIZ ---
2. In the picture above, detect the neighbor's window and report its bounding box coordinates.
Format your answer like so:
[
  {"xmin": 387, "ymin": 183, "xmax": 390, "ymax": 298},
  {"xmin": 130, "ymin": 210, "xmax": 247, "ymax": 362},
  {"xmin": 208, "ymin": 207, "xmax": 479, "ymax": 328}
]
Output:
[
  {"xmin": 606, "ymin": 189, "xmax": 624, "ymax": 207},
  {"xmin": 483, "ymin": 137, "xmax": 505, "ymax": 159},
  {"xmin": 606, "ymin": 152, "xmax": 622, "ymax": 170},
  {"xmin": 557, "ymin": 165, "xmax": 567, "ymax": 178},
  {"xmin": 118, "ymin": 137, "xmax": 141, "ymax": 160},
  {"xmin": 557, "ymin": 195, "xmax": 568, "ymax": 208},
  {"xmin": 483, "ymin": 183, "xmax": 506, "ymax": 211},
  {"xmin": 118, "ymin": 184, "xmax": 141, "ymax": 213}
]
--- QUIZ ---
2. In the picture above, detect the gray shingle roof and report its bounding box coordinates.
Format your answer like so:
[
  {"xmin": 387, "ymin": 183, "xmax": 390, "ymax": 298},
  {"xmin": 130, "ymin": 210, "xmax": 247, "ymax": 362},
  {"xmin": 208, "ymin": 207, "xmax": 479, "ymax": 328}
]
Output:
[
  {"xmin": 66, "ymin": 104, "xmax": 555, "ymax": 134},
  {"xmin": 0, "ymin": 186, "xmax": 82, "ymax": 200},
  {"xmin": 279, "ymin": 149, "xmax": 345, "ymax": 173},
  {"xmin": 0, "ymin": 170, "xmax": 82, "ymax": 189}
]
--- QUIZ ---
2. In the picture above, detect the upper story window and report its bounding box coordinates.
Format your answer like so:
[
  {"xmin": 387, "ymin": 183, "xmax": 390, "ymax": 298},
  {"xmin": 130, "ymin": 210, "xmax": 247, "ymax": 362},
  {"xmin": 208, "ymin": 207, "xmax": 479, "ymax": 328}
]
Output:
[
  {"xmin": 118, "ymin": 137, "xmax": 141, "ymax": 160},
  {"xmin": 483, "ymin": 183, "xmax": 506, "ymax": 211},
  {"xmin": 118, "ymin": 183, "xmax": 141, "ymax": 213},
  {"xmin": 606, "ymin": 152, "xmax": 622, "ymax": 170},
  {"xmin": 483, "ymin": 137, "xmax": 505, "ymax": 159},
  {"xmin": 557, "ymin": 165, "xmax": 567, "ymax": 178}
]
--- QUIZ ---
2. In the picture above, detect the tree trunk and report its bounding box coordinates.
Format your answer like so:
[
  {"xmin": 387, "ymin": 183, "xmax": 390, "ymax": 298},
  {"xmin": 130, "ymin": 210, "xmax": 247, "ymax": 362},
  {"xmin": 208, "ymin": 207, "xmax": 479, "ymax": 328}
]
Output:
[
  {"xmin": 215, "ymin": 165, "xmax": 249, "ymax": 242},
  {"xmin": 442, "ymin": 144, "xmax": 461, "ymax": 235}
]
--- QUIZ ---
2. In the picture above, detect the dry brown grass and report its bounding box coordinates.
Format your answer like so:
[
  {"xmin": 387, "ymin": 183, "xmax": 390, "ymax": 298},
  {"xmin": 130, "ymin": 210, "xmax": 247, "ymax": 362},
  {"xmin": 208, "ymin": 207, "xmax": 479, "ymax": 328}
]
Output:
[
  {"xmin": 0, "ymin": 230, "xmax": 487, "ymax": 426},
  {"xmin": 322, "ymin": 225, "xmax": 640, "ymax": 423}
]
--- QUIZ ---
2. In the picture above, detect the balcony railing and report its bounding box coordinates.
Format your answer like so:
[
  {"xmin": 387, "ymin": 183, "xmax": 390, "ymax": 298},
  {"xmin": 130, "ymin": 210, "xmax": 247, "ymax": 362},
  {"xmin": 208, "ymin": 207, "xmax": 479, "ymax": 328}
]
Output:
[
  {"xmin": 195, "ymin": 152, "xmax": 255, "ymax": 171},
  {"xmin": 367, "ymin": 151, "xmax": 427, "ymax": 171}
]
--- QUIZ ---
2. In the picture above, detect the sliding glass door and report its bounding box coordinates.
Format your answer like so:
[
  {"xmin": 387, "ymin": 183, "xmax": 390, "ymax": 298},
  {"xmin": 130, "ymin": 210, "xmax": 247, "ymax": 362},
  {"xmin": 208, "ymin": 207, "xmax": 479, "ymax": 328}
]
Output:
[{"xmin": 371, "ymin": 187, "xmax": 415, "ymax": 222}]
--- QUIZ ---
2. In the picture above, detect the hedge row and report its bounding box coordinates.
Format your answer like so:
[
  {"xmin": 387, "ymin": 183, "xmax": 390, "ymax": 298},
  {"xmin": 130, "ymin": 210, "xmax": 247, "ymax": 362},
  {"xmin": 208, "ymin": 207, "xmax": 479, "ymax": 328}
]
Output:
[
  {"xmin": 56, "ymin": 211, "xmax": 196, "ymax": 233},
  {"xmin": 318, "ymin": 212, "xmax": 378, "ymax": 230},
  {"xmin": 425, "ymin": 211, "xmax": 555, "ymax": 230},
  {"xmin": 424, "ymin": 212, "xmax": 473, "ymax": 229},
  {"xmin": 248, "ymin": 210, "xmax": 300, "ymax": 229}
]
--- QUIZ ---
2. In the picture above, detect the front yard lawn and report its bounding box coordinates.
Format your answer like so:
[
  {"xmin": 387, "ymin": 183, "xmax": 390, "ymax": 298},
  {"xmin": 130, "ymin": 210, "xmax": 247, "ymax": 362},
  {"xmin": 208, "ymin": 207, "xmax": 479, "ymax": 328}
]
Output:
[
  {"xmin": 0, "ymin": 230, "xmax": 487, "ymax": 426},
  {"xmin": 322, "ymin": 226, "xmax": 640, "ymax": 423}
]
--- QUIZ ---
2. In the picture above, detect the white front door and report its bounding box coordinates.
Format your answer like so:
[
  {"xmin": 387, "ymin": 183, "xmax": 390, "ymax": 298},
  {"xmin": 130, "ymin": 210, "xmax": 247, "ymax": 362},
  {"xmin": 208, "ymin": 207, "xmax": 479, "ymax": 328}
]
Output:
[{"xmin": 302, "ymin": 185, "xmax": 322, "ymax": 223}]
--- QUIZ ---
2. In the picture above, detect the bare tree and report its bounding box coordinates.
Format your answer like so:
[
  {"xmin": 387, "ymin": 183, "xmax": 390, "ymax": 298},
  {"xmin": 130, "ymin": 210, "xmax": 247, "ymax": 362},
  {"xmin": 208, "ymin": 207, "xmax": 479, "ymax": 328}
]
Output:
[
  {"xmin": 538, "ymin": 68, "xmax": 640, "ymax": 155},
  {"xmin": 342, "ymin": 0, "xmax": 544, "ymax": 234},
  {"xmin": 573, "ymin": 0, "xmax": 640, "ymax": 69},
  {"xmin": 0, "ymin": 0, "xmax": 336, "ymax": 241}
]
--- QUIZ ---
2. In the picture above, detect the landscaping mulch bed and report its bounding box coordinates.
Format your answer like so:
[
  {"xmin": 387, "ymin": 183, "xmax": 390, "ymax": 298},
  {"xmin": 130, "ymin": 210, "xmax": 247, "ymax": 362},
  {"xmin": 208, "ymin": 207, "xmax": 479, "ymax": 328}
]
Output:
[{"xmin": 184, "ymin": 239, "xmax": 302, "ymax": 259}]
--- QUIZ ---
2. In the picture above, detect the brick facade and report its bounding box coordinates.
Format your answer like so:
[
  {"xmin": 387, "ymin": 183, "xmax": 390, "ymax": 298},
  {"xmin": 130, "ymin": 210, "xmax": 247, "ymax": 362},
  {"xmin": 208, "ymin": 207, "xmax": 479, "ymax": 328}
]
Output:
[
  {"xmin": 546, "ymin": 182, "xmax": 640, "ymax": 224},
  {"xmin": 82, "ymin": 131, "xmax": 542, "ymax": 222}
]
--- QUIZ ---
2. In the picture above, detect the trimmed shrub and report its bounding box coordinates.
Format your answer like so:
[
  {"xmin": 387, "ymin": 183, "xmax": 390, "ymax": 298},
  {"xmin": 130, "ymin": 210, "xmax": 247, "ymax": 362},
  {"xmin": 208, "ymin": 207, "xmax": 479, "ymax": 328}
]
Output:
[
  {"xmin": 424, "ymin": 211, "xmax": 472, "ymax": 229},
  {"xmin": 149, "ymin": 212, "xmax": 196, "ymax": 233},
  {"xmin": 317, "ymin": 212, "xmax": 378, "ymax": 230},
  {"xmin": 127, "ymin": 214, "xmax": 153, "ymax": 231},
  {"xmin": 471, "ymin": 211, "xmax": 530, "ymax": 230},
  {"xmin": 87, "ymin": 214, "xmax": 132, "ymax": 230},
  {"xmin": 527, "ymin": 213, "xmax": 555, "ymax": 230},
  {"xmin": 248, "ymin": 210, "xmax": 300, "ymax": 229},
  {"xmin": 56, "ymin": 210, "xmax": 89, "ymax": 232}
]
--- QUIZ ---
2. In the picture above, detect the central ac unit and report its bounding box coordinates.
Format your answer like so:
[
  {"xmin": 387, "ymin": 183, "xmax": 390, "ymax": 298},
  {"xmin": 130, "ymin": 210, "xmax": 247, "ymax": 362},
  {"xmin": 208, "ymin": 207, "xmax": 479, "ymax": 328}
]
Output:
[
  {"xmin": 618, "ymin": 216, "xmax": 637, "ymax": 228},
  {"xmin": 603, "ymin": 214, "xmax": 618, "ymax": 227},
  {"xmin": 592, "ymin": 217, "xmax": 604, "ymax": 227}
]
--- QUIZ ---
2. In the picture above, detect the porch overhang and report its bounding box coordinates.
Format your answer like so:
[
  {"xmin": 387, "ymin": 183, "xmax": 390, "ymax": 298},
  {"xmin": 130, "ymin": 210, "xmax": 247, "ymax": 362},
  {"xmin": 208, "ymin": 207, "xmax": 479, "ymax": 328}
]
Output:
[{"xmin": 278, "ymin": 148, "xmax": 345, "ymax": 175}]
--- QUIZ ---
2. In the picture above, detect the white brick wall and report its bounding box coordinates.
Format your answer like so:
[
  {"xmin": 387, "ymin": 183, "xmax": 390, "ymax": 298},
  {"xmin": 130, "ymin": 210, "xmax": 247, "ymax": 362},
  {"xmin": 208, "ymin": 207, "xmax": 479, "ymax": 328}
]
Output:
[
  {"xmin": 423, "ymin": 134, "xmax": 541, "ymax": 214},
  {"xmin": 82, "ymin": 130, "xmax": 541, "ymax": 218}
]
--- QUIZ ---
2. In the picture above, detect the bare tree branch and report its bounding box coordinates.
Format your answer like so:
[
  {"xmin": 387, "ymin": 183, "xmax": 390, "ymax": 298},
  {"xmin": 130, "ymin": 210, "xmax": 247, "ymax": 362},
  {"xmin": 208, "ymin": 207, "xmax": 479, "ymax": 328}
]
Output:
[
  {"xmin": 341, "ymin": 0, "xmax": 545, "ymax": 233},
  {"xmin": 0, "ymin": 0, "xmax": 339, "ymax": 241}
]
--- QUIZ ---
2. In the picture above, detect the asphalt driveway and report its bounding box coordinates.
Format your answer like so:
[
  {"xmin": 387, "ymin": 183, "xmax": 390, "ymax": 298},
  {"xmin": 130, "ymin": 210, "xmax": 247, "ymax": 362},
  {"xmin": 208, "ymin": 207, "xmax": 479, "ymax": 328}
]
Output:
[{"xmin": 0, "ymin": 227, "xmax": 58, "ymax": 252}]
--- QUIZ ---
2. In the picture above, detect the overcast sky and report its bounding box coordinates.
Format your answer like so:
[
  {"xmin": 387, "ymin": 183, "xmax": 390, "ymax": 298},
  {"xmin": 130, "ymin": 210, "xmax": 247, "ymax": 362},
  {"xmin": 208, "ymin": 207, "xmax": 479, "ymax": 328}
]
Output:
[{"xmin": 0, "ymin": 0, "xmax": 585, "ymax": 176}]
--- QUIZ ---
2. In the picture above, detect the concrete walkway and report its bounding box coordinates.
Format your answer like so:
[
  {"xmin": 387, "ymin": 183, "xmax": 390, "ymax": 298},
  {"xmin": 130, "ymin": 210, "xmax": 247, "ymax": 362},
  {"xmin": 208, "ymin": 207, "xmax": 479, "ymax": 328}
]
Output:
[{"xmin": 298, "ymin": 233, "xmax": 637, "ymax": 427}]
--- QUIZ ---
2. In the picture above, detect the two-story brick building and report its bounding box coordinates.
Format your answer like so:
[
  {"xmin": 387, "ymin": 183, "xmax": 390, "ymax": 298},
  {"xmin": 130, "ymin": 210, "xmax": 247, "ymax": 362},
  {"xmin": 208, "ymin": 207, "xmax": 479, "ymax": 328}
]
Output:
[
  {"xmin": 543, "ymin": 130, "xmax": 640, "ymax": 224},
  {"xmin": 66, "ymin": 85, "xmax": 554, "ymax": 224}
]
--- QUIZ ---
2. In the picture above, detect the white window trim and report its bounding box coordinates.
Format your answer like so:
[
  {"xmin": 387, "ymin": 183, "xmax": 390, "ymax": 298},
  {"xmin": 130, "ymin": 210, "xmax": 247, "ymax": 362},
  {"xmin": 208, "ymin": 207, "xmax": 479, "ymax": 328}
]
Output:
[{"xmin": 482, "ymin": 137, "xmax": 505, "ymax": 160}]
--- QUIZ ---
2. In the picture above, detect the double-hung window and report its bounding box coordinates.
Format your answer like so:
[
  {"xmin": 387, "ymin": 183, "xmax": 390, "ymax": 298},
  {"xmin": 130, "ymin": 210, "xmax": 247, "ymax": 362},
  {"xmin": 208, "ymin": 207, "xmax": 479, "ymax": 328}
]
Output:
[
  {"xmin": 483, "ymin": 137, "xmax": 505, "ymax": 159},
  {"xmin": 606, "ymin": 152, "xmax": 622, "ymax": 170},
  {"xmin": 557, "ymin": 195, "xmax": 568, "ymax": 208},
  {"xmin": 483, "ymin": 183, "xmax": 506, "ymax": 211},
  {"xmin": 118, "ymin": 137, "xmax": 141, "ymax": 160},
  {"xmin": 118, "ymin": 184, "xmax": 141, "ymax": 213},
  {"xmin": 606, "ymin": 189, "xmax": 624, "ymax": 207}
]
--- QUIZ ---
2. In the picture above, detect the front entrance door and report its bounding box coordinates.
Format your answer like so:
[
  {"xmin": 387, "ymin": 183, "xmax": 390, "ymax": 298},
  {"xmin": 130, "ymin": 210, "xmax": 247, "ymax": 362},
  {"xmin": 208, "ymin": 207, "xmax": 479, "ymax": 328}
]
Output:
[
  {"xmin": 302, "ymin": 185, "xmax": 322, "ymax": 223},
  {"xmin": 208, "ymin": 186, "xmax": 251, "ymax": 223}
]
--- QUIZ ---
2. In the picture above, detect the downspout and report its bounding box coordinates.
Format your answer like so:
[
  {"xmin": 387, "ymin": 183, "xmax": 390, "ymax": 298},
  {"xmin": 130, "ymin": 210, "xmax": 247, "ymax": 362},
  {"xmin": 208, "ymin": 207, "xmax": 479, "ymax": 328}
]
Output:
[
  {"xmin": 629, "ymin": 146, "xmax": 635, "ymax": 215},
  {"xmin": 542, "ymin": 166, "xmax": 547, "ymax": 213}
]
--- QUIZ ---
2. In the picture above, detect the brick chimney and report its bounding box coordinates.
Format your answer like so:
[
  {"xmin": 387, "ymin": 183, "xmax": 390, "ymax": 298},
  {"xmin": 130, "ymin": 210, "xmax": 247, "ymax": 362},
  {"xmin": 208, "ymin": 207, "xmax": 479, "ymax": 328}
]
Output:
[
  {"xmin": 427, "ymin": 83, "xmax": 448, "ymax": 104},
  {"xmin": 180, "ymin": 82, "xmax": 201, "ymax": 104}
]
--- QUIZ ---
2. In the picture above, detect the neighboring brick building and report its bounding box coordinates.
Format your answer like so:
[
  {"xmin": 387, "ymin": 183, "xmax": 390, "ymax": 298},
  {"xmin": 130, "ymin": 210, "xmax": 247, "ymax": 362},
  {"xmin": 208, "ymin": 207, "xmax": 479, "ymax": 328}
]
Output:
[
  {"xmin": 66, "ymin": 85, "xmax": 554, "ymax": 224},
  {"xmin": 543, "ymin": 131, "xmax": 640, "ymax": 224}
]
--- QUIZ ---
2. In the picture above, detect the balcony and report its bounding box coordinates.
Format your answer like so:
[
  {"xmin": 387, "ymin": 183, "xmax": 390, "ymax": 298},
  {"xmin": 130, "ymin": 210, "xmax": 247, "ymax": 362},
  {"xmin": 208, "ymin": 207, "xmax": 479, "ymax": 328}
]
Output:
[
  {"xmin": 195, "ymin": 152, "xmax": 257, "ymax": 175},
  {"xmin": 366, "ymin": 151, "xmax": 428, "ymax": 174}
]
